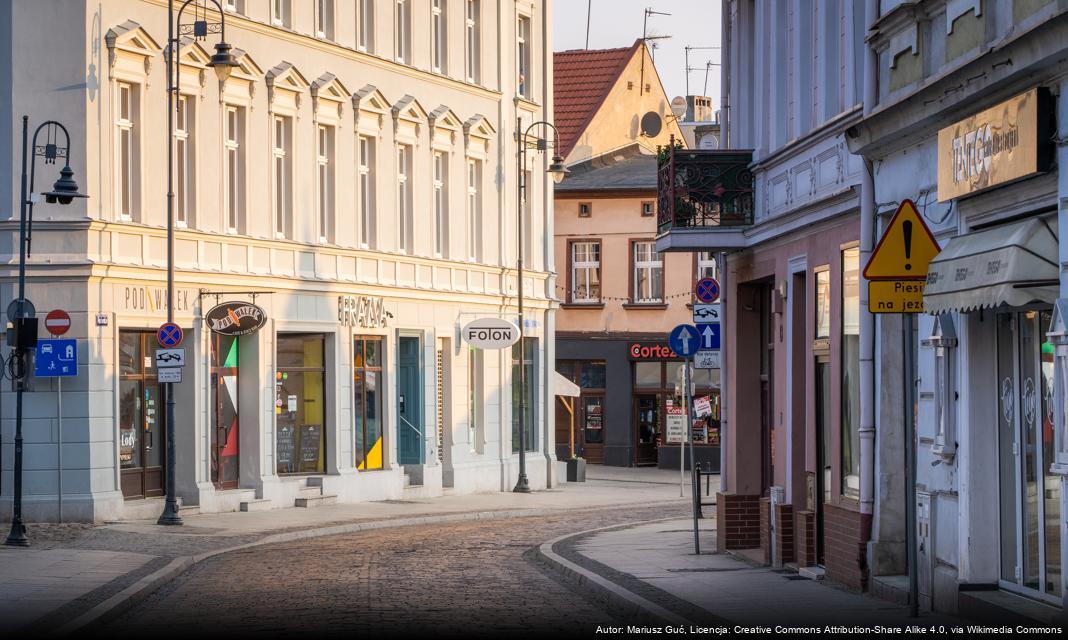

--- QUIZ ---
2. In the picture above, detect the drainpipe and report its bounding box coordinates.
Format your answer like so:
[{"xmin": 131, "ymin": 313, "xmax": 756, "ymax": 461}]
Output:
[
  {"xmin": 720, "ymin": 0, "xmax": 731, "ymax": 147},
  {"xmin": 858, "ymin": 0, "xmax": 878, "ymax": 517}
]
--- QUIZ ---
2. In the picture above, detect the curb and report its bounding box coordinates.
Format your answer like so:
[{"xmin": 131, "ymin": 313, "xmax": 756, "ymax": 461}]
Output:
[{"xmin": 533, "ymin": 518, "xmax": 697, "ymax": 627}]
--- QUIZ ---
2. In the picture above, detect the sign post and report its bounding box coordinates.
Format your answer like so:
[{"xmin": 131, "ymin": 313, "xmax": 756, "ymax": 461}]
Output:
[{"xmin": 669, "ymin": 324, "xmax": 701, "ymax": 554}]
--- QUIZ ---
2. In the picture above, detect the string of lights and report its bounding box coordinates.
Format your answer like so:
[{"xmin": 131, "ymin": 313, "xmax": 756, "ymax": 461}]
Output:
[{"xmin": 553, "ymin": 283, "xmax": 700, "ymax": 302}]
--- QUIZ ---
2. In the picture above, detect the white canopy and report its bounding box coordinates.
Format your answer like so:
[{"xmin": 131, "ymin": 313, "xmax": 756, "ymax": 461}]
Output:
[{"xmin": 553, "ymin": 371, "xmax": 580, "ymax": 398}]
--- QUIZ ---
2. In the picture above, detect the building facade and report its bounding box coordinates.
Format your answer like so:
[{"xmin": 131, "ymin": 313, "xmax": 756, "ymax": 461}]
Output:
[{"xmin": 0, "ymin": 0, "xmax": 560, "ymax": 523}]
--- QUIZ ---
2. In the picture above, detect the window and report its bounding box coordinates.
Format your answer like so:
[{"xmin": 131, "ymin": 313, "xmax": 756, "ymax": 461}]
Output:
[
  {"xmin": 395, "ymin": 0, "xmax": 410, "ymax": 63},
  {"xmin": 119, "ymin": 331, "xmax": 163, "ymax": 499},
  {"xmin": 316, "ymin": 0, "xmax": 335, "ymax": 40},
  {"xmin": 641, "ymin": 201, "xmax": 654, "ymax": 217},
  {"xmin": 354, "ymin": 337, "xmax": 384, "ymax": 471},
  {"xmin": 276, "ymin": 334, "xmax": 326, "ymax": 474},
  {"xmin": 696, "ymin": 251, "xmax": 717, "ymax": 281},
  {"xmin": 512, "ymin": 337, "xmax": 538, "ymax": 453},
  {"xmin": 317, "ymin": 125, "xmax": 334, "ymax": 243},
  {"xmin": 570, "ymin": 241, "xmax": 601, "ymax": 303},
  {"xmin": 433, "ymin": 151, "xmax": 448, "ymax": 256},
  {"xmin": 465, "ymin": 0, "xmax": 480, "ymax": 83},
  {"xmin": 224, "ymin": 0, "xmax": 245, "ymax": 14},
  {"xmin": 517, "ymin": 15, "xmax": 531, "ymax": 97},
  {"xmin": 224, "ymin": 106, "xmax": 245, "ymax": 233},
  {"xmin": 841, "ymin": 247, "xmax": 860, "ymax": 498},
  {"xmin": 468, "ymin": 347, "xmax": 483, "ymax": 453},
  {"xmin": 396, "ymin": 144, "xmax": 412, "ymax": 252},
  {"xmin": 273, "ymin": 115, "xmax": 292, "ymax": 239},
  {"xmin": 272, "ymin": 0, "xmax": 291, "ymax": 28},
  {"xmin": 632, "ymin": 241, "xmax": 664, "ymax": 303},
  {"xmin": 358, "ymin": 136, "xmax": 375, "ymax": 248},
  {"xmin": 357, "ymin": 0, "xmax": 375, "ymax": 52},
  {"xmin": 523, "ymin": 169, "xmax": 533, "ymax": 265},
  {"xmin": 466, "ymin": 158, "xmax": 482, "ymax": 260},
  {"xmin": 432, "ymin": 0, "xmax": 447, "ymax": 73},
  {"xmin": 210, "ymin": 333, "xmax": 240, "ymax": 488},
  {"xmin": 175, "ymin": 94, "xmax": 194, "ymax": 227},
  {"xmin": 578, "ymin": 202, "xmax": 591, "ymax": 218},
  {"xmin": 116, "ymin": 82, "xmax": 139, "ymax": 220},
  {"xmin": 815, "ymin": 267, "xmax": 830, "ymax": 338}
]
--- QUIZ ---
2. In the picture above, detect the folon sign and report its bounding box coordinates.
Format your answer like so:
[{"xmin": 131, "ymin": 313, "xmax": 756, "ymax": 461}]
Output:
[{"xmin": 462, "ymin": 318, "xmax": 519, "ymax": 350}]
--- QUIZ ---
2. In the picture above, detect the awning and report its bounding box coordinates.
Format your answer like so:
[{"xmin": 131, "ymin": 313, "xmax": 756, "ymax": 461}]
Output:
[
  {"xmin": 923, "ymin": 218, "xmax": 1059, "ymax": 314},
  {"xmin": 553, "ymin": 371, "xmax": 580, "ymax": 398}
]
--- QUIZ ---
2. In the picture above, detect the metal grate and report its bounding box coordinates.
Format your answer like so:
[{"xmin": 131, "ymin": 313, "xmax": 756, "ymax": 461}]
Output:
[
  {"xmin": 436, "ymin": 348, "xmax": 444, "ymax": 463},
  {"xmin": 656, "ymin": 142, "xmax": 754, "ymax": 233}
]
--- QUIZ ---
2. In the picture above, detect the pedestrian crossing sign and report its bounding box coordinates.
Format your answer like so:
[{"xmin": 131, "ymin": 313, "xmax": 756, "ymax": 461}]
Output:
[{"xmin": 863, "ymin": 199, "xmax": 941, "ymax": 281}]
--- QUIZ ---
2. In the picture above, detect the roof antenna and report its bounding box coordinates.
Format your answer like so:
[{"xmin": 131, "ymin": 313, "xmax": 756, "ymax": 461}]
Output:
[
  {"xmin": 684, "ymin": 45, "xmax": 719, "ymax": 96},
  {"xmin": 585, "ymin": 0, "xmax": 592, "ymax": 50},
  {"xmin": 640, "ymin": 7, "xmax": 671, "ymax": 96}
]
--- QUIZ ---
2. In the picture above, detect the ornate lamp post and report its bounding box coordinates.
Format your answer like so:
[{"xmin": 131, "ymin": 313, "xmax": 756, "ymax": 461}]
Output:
[
  {"xmin": 5, "ymin": 118, "xmax": 88, "ymax": 547},
  {"xmin": 159, "ymin": 0, "xmax": 238, "ymax": 526},
  {"xmin": 513, "ymin": 119, "xmax": 568, "ymax": 493}
]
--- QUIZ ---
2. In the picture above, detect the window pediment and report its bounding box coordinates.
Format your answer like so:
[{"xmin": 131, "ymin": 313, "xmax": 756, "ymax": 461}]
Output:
[
  {"xmin": 429, "ymin": 105, "xmax": 462, "ymax": 149},
  {"xmin": 463, "ymin": 114, "xmax": 495, "ymax": 157},
  {"xmin": 392, "ymin": 95, "xmax": 427, "ymax": 140},
  {"xmin": 266, "ymin": 61, "xmax": 309, "ymax": 111},
  {"xmin": 311, "ymin": 73, "xmax": 350, "ymax": 121},
  {"xmin": 106, "ymin": 20, "xmax": 160, "ymax": 76},
  {"xmin": 352, "ymin": 85, "xmax": 388, "ymax": 134}
]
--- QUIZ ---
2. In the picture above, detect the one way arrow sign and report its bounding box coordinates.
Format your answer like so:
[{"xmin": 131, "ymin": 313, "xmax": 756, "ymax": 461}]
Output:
[{"xmin": 697, "ymin": 323, "xmax": 721, "ymax": 350}]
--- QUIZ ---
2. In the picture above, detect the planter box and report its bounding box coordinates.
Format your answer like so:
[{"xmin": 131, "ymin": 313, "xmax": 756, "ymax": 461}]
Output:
[{"xmin": 566, "ymin": 458, "xmax": 586, "ymax": 482}]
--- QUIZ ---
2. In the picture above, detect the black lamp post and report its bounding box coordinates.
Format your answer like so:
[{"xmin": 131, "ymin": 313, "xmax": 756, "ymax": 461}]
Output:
[
  {"xmin": 159, "ymin": 0, "xmax": 238, "ymax": 527},
  {"xmin": 5, "ymin": 117, "xmax": 88, "ymax": 547},
  {"xmin": 513, "ymin": 119, "xmax": 568, "ymax": 493}
]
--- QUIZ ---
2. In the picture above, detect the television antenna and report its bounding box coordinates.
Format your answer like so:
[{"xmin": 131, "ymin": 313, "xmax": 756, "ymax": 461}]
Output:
[{"xmin": 640, "ymin": 7, "xmax": 671, "ymax": 95}]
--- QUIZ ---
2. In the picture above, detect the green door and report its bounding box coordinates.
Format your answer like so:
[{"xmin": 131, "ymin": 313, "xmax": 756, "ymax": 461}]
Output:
[{"xmin": 397, "ymin": 336, "xmax": 423, "ymax": 465}]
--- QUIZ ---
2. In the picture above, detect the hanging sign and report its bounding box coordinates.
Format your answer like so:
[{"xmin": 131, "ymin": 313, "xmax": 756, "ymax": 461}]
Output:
[
  {"xmin": 462, "ymin": 318, "xmax": 520, "ymax": 349},
  {"xmin": 206, "ymin": 301, "xmax": 268, "ymax": 336}
]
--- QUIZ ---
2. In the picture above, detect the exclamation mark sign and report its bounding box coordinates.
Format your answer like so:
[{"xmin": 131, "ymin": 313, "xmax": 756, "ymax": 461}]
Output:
[{"xmin": 903, "ymin": 220, "xmax": 913, "ymax": 271}]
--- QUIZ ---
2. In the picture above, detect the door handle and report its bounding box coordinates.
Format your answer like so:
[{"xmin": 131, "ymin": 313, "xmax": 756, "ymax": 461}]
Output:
[{"xmin": 400, "ymin": 394, "xmax": 406, "ymax": 413}]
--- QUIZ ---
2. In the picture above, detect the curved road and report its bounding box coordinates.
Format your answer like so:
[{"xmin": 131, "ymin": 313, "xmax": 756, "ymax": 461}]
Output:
[{"xmin": 103, "ymin": 503, "xmax": 686, "ymax": 637}]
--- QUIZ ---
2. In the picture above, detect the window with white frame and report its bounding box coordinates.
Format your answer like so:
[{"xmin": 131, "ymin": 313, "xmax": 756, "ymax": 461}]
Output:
[
  {"xmin": 517, "ymin": 15, "xmax": 531, "ymax": 98},
  {"xmin": 273, "ymin": 115, "xmax": 292, "ymax": 239},
  {"xmin": 115, "ymin": 82, "xmax": 139, "ymax": 220},
  {"xmin": 466, "ymin": 158, "xmax": 482, "ymax": 260},
  {"xmin": 641, "ymin": 200, "xmax": 654, "ymax": 217},
  {"xmin": 432, "ymin": 0, "xmax": 447, "ymax": 73},
  {"xmin": 433, "ymin": 151, "xmax": 448, "ymax": 256},
  {"xmin": 397, "ymin": 144, "xmax": 413, "ymax": 252},
  {"xmin": 358, "ymin": 135, "xmax": 375, "ymax": 248},
  {"xmin": 632, "ymin": 241, "xmax": 663, "ymax": 303},
  {"xmin": 571, "ymin": 241, "xmax": 601, "ymax": 303},
  {"xmin": 465, "ymin": 0, "xmax": 480, "ymax": 83},
  {"xmin": 224, "ymin": 106, "xmax": 245, "ymax": 234},
  {"xmin": 523, "ymin": 169, "xmax": 533, "ymax": 267},
  {"xmin": 224, "ymin": 0, "xmax": 245, "ymax": 14},
  {"xmin": 696, "ymin": 251, "xmax": 717, "ymax": 281},
  {"xmin": 272, "ymin": 0, "xmax": 291, "ymax": 28},
  {"xmin": 395, "ymin": 0, "xmax": 410, "ymax": 63},
  {"xmin": 357, "ymin": 0, "xmax": 374, "ymax": 52},
  {"xmin": 175, "ymin": 94, "xmax": 194, "ymax": 227},
  {"xmin": 317, "ymin": 124, "xmax": 334, "ymax": 242},
  {"xmin": 316, "ymin": 0, "xmax": 335, "ymax": 40}
]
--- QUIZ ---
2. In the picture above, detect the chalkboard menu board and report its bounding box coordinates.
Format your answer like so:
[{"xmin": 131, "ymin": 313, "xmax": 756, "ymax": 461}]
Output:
[
  {"xmin": 300, "ymin": 424, "xmax": 322, "ymax": 470},
  {"xmin": 277, "ymin": 425, "xmax": 296, "ymax": 473}
]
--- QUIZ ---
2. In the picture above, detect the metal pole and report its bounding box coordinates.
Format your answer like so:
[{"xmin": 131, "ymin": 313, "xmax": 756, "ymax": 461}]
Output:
[
  {"xmin": 679, "ymin": 405, "xmax": 685, "ymax": 498},
  {"xmin": 5, "ymin": 116, "xmax": 31, "ymax": 546},
  {"xmin": 584, "ymin": 0, "xmax": 592, "ymax": 50},
  {"xmin": 158, "ymin": 0, "xmax": 182, "ymax": 525},
  {"xmin": 513, "ymin": 116, "xmax": 529, "ymax": 493},
  {"xmin": 905, "ymin": 313, "xmax": 918, "ymax": 616},
  {"xmin": 718, "ymin": 252, "xmax": 728, "ymax": 491},
  {"xmin": 57, "ymin": 376, "xmax": 62, "ymax": 523},
  {"xmin": 686, "ymin": 359, "xmax": 699, "ymax": 554}
]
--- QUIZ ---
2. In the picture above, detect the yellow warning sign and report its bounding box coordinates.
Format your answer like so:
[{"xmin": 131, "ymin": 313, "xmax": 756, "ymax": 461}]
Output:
[
  {"xmin": 863, "ymin": 199, "xmax": 941, "ymax": 280},
  {"xmin": 869, "ymin": 280, "xmax": 925, "ymax": 314}
]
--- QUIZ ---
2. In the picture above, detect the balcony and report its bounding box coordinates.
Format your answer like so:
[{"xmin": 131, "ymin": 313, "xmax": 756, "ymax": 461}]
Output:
[{"xmin": 655, "ymin": 144, "xmax": 754, "ymax": 252}]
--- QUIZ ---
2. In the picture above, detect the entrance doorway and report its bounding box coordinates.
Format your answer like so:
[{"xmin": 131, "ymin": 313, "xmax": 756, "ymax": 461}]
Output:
[
  {"xmin": 814, "ymin": 355, "xmax": 831, "ymax": 566},
  {"xmin": 210, "ymin": 334, "xmax": 239, "ymax": 489},
  {"xmin": 634, "ymin": 394, "xmax": 661, "ymax": 465},
  {"xmin": 997, "ymin": 310, "xmax": 1062, "ymax": 603},
  {"xmin": 118, "ymin": 330, "xmax": 165, "ymax": 500},
  {"xmin": 397, "ymin": 335, "xmax": 423, "ymax": 465}
]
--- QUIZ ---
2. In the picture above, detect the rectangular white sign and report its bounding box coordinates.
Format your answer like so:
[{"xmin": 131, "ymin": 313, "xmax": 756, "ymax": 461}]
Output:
[
  {"xmin": 692, "ymin": 303, "xmax": 721, "ymax": 324},
  {"xmin": 694, "ymin": 350, "xmax": 720, "ymax": 370},
  {"xmin": 665, "ymin": 407, "xmax": 686, "ymax": 444},
  {"xmin": 694, "ymin": 396, "xmax": 712, "ymax": 418},
  {"xmin": 157, "ymin": 367, "xmax": 182, "ymax": 383},
  {"xmin": 155, "ymin": 348, "xmax": 185, "ymax": 368}
]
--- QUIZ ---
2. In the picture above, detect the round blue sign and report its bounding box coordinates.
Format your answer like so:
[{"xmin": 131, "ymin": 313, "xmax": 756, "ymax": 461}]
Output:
[
  {"xmin": 695, "ymin": 277, "xmax": 720, "ymax": 303},
  {"xmin": 157, "ymin": 322, "xmax": 184, "ymax": 348},
  {"xmin": 669, "ymin": 324, "xmax": 700, "ymax": 358}
]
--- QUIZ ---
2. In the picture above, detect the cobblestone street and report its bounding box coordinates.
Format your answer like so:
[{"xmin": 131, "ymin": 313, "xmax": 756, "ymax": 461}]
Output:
[{"xmin": 102, "ymin": 503, "xmax": 687, "ymax": 637}]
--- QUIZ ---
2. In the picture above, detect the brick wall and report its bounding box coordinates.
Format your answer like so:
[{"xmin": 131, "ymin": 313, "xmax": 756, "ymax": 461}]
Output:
[
  {"xmin": 775, "ymin": 503, "xmax": 795, "ymax": 565},
  {"xmin": 795, "ymin": 510, "xmax": 816, "ymax": 567},
  {"xmin": 759, "ymin": 497, "xmax": 771, "ymax": 563},
  {"xmin": 823, "ymin": 503, "xmax": 873, "ymax": 591},
  {"xmin": 716, "ymin": 492, "xmax": 761, "ymax": 552}
]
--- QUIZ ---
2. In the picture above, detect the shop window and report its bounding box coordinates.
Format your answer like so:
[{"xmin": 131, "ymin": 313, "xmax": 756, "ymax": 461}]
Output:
[
  {"xmin": 354, "ymin": 337, "xmax": 384, "ymax": 470},
  {"xmin": 276, "ymin": 334, "xmax": 326, "ymax": 474},
  {"xmin": 815, "ymin": 266, "xmax": 830, "ymax": 338},
  {"xmin": 840, "ymin": 247, "xmax": 860, "ymax": 499},
  {"xmin": 634, "ymin": 361, "xmax": 661, "ymax": 387},
  {"xmin": 584, "ymin": 397, "xmax": 604, "ymax": 444},
  {"xmin": 119, "ymin": 331, "xmax": 164, "ymax": 499},
  {"xmin": 512, "ymin": 337, "xmax": 538, "ymax": 453},
  {"xmin": 210, "ymin": 334, "xmax": 239, "ymax": 488}
]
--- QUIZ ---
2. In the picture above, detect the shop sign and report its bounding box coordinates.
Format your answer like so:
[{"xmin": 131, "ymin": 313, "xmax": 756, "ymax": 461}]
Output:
[
  {"xmin": 694, "ymin": 396, "xmax": 712, "ymax": 418},
  {"xmin": 628, "ymin": 342, "xmax": 678, "ymax": 361},
  {"xmin": 338, "ymin": 295, "xmax": 388, "ymax": 328},
  {"xmin": 462, "ymin": 318, "xmax": 520, "ymax": 349},
  {"xmin": 206, "ymin": 301, "xmax": 267, "ymax": 336},
  {"xmin": 122, "ymin": 286, "xmax": 193, "ymax": 313},
  {"xmin": 665, "ymin": 407, "xmax": 686, "ymax": 444},
  {"xmin": 937, "ymin": 88, "xmax": 1053, "ymax": 202}
]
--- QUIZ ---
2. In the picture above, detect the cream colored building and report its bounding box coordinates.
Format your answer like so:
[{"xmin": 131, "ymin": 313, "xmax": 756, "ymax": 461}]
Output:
[{"xmin": 0, "ymin": 0, "xmax": 559, "ymax": 523}]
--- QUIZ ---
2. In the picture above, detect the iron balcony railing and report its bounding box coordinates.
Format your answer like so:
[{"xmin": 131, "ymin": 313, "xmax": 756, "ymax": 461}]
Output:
[{"xmin": 657, "ymin": 142, "xmax": 755, "ymax": 234}]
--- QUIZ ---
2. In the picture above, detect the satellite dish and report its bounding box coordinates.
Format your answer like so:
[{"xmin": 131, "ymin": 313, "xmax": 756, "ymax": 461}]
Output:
[
  {"xmin": 670, "ymin": 96, "xmax": 688, "ymax": 118},
  {"xmin": 640, "ymin": 111, "xmax": 663, "ymax": 137}
]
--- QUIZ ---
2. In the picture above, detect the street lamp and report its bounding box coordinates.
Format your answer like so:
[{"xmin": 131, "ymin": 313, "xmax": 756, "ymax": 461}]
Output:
[
  {"xmin": 513, "ymin": 119, "xmax": 568, "ymax": 493},
  {"xmin": 159, "ymin": 0, "xmax": 238, "ymax": 527},
  {"xmin": 5, "ymin": 117, "xmax": 88, "ymax": 547}
]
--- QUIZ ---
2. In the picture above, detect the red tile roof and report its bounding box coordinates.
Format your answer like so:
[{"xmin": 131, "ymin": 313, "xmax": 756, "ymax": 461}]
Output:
[{"xmin": 553, "ymin": 41, "xmax": 640, "ymax": 158}]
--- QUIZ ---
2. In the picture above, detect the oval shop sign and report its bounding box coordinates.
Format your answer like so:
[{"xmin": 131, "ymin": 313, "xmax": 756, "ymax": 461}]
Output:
[
  {"xmin": 206, "ymin": 301, "xmax": 268, "ymax": 336},
  {"xmin": 462, "ymin": 318, "xmax": 520, "ymax": 350}
]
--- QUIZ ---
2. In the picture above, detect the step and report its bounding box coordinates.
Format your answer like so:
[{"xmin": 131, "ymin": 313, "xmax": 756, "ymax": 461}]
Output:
[
  {"xmin": 298, "ymin": 486, "xmax": 323, "ymax": 497},
  {"xmin": 305, "ymin": 477, "xmax": 324, "ymax": 488},
  {"xmin": 403, "ymin": 474, "xmax": 411, "ymax": 488},
  {"xmin": 239, "ymin": 499, "xmax": 272, "ymax": 512},
  {"xmin": 798, "ymin": 566, "xmax": 825, "ymax": 580},
  {"xmin": 177, "ymin": 503, "xmax": 200, "ymax": 517},
  {"xmin": 294, "ymin": 494, "xmax": 337, "ymax": 508}
]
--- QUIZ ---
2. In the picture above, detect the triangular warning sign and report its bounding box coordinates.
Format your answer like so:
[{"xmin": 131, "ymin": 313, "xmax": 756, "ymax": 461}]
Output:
[{"xmin": 864, "ymin": 199, "xmax": 941, "ymax": 280}]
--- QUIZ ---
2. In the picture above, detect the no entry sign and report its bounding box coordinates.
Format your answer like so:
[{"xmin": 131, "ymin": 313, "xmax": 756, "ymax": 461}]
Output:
[{"xmin": 44, "ymin": 309, "xmax": 71, "ymax": 336}]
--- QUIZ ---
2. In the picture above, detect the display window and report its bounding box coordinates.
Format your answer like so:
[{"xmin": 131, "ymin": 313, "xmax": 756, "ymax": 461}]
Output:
[
  {"xmin": 276, "ymin": 333, "xmax": 327, "ymax": 474},
  {"xmin": 354, "ymin": 336, "xmax": 384, "ymax": 470},
  {"xmin": 118, "ymin": 330, "xmax": 165, "ymax": 499}
]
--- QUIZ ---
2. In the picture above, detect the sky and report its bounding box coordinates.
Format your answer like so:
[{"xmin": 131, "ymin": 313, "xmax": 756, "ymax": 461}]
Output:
[{"xmin": 552, "ymin": 0, "xmax": 722, "ymax": 106}]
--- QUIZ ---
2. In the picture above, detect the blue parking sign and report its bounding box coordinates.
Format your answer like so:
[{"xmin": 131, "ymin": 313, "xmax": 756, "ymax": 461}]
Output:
[{"xmin": 35, "ymin": 339, "xmax": 78, "ymax": 377}]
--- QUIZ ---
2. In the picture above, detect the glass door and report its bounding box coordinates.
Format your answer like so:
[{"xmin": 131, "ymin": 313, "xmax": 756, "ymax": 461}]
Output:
[
  {"xmin": 815, "ymin": 355, "xmax": 831, "ymax": 566},
  {"xmin": 634, "ymin": 394, "xmax": 661, "ymax": 465},
  {"xmin": 118, "ymin": 331, "xmax": 165, "ymax": 499},
  {"xmin": 210, "ymin": 334, "xmax": 239, "ymax": 489}
]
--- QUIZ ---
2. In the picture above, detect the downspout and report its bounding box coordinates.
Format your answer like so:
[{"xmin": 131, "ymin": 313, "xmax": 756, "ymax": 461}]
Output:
[
  {"xmin": 858, "ymin": 0, "xmax": 878, "ymax": 516},
  {"xmin": 720, "ymin": 0, "xmax": 731, "ymax": 147},
  {"xmin": 718, "ymin": 0, "xmax": 733, "ymax": 493}
]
